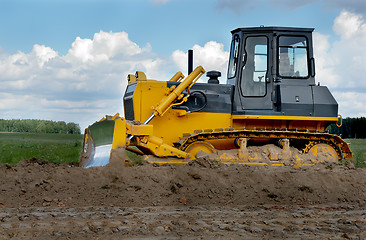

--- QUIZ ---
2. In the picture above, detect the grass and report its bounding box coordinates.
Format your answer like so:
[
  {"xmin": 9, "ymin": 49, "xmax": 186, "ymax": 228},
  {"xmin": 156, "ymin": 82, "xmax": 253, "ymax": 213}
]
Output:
[
  {"xmin": 0, "ymin": 132, "xmax": 365, "ymax": 168},
  {"xmin": 0, "ymin": 132, "xmax": 83, "ymax": 165},
  {"xmin": 345, "ymin": 139, "xmax": 366, "ymax": 168}
]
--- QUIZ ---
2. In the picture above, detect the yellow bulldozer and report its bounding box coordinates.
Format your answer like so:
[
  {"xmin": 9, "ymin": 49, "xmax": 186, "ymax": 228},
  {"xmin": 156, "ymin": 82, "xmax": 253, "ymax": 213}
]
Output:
[{"xmin": 80, "ymin": 26, "xmax": 352, "ymax": 168}]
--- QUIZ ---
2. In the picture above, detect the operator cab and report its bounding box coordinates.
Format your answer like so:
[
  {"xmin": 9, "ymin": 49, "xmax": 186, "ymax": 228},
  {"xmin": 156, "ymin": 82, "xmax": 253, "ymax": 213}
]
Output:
[{"xmin": 227, "ymin": 26, "xmax": 337, "ymax": 118}]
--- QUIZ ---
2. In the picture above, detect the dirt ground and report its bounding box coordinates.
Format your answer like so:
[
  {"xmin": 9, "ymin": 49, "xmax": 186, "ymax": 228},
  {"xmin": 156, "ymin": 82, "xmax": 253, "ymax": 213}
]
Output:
[{"xmin": 1, "ymin": 158, "xmax": 366, "ymax": 239}]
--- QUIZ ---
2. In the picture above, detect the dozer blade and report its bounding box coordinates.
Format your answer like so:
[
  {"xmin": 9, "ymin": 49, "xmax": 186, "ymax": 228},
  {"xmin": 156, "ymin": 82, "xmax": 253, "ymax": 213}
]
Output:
[{"xmin": 80, "ymin": 117, "xmax": 127, "ymax": 168}]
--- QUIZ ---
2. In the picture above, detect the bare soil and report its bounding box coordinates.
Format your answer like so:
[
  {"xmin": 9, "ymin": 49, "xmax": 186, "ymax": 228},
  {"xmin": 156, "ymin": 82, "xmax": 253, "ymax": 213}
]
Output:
[{"xmin": 1, "ymin": 158, "xmax": 366, "ymax": 239}]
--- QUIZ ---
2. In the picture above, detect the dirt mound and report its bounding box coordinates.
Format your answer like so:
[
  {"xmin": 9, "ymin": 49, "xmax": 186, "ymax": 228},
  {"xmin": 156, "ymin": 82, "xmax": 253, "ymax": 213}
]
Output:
[
  {"xmin": 0, "ymin": 159, "xmax": 365, "ymax": 208},
  {"xmin": 1, "ymin": 159, "xmax": 366, "ymax": 239}
]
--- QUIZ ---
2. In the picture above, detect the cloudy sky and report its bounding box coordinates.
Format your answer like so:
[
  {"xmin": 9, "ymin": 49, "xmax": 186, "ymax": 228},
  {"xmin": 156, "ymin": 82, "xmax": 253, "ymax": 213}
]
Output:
[{"xmin": 1, "ymin": 0, "xmax": 366, "ymax": 130}]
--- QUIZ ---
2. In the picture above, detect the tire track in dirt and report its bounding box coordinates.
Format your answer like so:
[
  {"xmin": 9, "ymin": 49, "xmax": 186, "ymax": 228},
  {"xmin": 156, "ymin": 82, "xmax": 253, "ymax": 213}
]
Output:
[{"xmin": 1, "ymin": 205, "xmax": 365, "ymax": 239}]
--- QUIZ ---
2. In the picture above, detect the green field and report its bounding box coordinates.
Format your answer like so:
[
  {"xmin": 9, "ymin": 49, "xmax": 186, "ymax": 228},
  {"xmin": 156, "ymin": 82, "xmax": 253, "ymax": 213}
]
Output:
[
  {"xmin": 0, "ymin": 132, "xmax": 83, "ymax": 165},
  {"xmin": 0, "ymin": 132, "xmax": 365, "ymax": 167},
  {"xmin": 346, "ymin": 139, "xmax": 366, "ymax": 168}
]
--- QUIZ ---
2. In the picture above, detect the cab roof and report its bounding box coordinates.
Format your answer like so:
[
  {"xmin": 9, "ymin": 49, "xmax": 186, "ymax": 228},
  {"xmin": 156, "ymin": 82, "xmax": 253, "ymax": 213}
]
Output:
[{"xmin": 231, "ymin": 26, "xmax": 314, "ymax": 34}]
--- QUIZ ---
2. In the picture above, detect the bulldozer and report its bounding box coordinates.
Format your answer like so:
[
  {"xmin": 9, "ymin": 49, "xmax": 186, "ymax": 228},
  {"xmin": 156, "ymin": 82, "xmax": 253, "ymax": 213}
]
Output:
[{"xmin": 80, "ymin": 26, "xmax": 352, "ymax": 168}]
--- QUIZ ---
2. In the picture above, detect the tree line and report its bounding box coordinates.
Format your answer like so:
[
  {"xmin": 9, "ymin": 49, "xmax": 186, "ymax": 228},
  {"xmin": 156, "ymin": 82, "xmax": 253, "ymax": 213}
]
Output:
[
  {"xmin": 328, "ymin": 117, "xmax": 366, "ymax": 138},
  {"xmin": 1, "ymin": 117, "xmax": 364, "ymax": 138},
  {"xmin": 0, "ymin": 119, "xmax": 81, "ymax": 134}
]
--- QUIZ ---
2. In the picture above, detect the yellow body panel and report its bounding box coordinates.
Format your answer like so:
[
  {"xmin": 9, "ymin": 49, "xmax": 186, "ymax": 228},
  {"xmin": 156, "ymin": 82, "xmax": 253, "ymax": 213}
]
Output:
[
  {"xmin": 131, "ymin": 79, "xmax": 232, "ymax": 146},
  {"xmin": 111, "ymin": 118, "xmax": 126, "ymax": 149},
  {"xmin": 150, "ymin": 111, "xmax": 231, "ymax": 146},
  {"xmin": 136, "ymin": 135, "xmax": 188, "ymax": 158},
  {"xmin": 232, "ymin": 115, "xmax": 336, "ymax": 132},
  {"xmin": 128, "ymin": 124, "xmax": 154, "ymax": 136},
  {"xmin": 232, "ymin": 114, "xmax": 338, "ymax": 122}
]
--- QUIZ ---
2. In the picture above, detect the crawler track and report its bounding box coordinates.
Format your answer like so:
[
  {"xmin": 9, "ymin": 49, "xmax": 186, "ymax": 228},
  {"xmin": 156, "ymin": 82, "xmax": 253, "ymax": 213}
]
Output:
[{"xmin": 177, "ymin": 128, "xmax": 352, "ymax": 160}]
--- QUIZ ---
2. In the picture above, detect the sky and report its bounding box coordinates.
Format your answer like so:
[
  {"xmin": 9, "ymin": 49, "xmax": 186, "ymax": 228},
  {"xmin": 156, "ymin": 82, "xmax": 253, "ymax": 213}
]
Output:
[{"xmin": 1, "ymin": 0, "xmax": 366, "ymax": 130}]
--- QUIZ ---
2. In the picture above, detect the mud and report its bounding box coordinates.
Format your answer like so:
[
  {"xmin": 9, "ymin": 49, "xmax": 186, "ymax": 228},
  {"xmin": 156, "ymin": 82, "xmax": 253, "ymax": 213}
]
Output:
[{"xmin": 1, "ymin": 158, "xmax": 366, "ymax": 239}]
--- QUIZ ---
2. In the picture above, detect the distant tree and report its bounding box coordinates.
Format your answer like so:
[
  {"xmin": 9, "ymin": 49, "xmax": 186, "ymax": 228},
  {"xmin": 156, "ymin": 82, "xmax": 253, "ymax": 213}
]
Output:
[
  {"xmin": 328, "ymin": 117, "xmax": 366, "ymax": 138},
  {"xmin": 0, "ymin": 119, "xmax": 81, "ymax": 134},
  {"xmin": 66, "ymin": 122, "xmax": 81, "ymax": 134},
  {"xmin": 36, "ymin": 121, "xmax": 47, "ymax": 133},
  {"xmin": 56, "ymin": 121, "xmax": 67, "ymax": 134}
]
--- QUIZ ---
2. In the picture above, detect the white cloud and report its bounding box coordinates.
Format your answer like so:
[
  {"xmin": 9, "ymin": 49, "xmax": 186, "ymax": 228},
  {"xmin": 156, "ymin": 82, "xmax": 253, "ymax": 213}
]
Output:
[
  {"xmin": 33, "ymin": 44, "xmax": 58, "ymax": 67},
  {"xmin": 333, "ymin": 11, "xmax": 366, "ymax": 39},
  {"xmin": 67, "ymin": 31, "xmax": 142, "ymax": 63},
  {"xmin": 333, "ymin": 91, "xmax": 366, "ymax": 118},
  {"xmin": 172, "ymin": 41, "xmax": 229, "ymax": 83},
  {"xmin": 313, "ymin": 10, "xmax": 366, "ymax": 116},
  {"xmin": 313, "ymin": 32, "xmax": 341, "ymax": 87},
  {"xmin": 0, "ymin": 31, "xmax": 169, "ymax": 129}
]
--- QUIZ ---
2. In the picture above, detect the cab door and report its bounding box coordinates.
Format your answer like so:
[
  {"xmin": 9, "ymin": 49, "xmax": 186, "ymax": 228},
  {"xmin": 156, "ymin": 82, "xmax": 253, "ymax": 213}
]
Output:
[{"xmin": 239, "ymin": 35, "xmax": 273, "ymax": 110}]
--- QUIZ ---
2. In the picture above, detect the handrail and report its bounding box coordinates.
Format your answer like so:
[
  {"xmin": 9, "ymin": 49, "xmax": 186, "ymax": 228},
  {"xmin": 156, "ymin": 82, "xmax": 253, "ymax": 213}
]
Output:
[
  {"xmin": 336, "ymin": 114, "xmax": 342, "ymax": 127},
  {"xmin": 169, "ymin": 71, "xmax": 185, "ymax": 82}
]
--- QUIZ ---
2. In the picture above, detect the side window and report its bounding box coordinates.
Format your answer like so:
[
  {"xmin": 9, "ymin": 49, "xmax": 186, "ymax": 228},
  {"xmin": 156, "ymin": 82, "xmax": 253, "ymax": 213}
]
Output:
[
  {"xmin": 227, "ymin": 35, "xmax": 239, "ymax": 79},
  {"xmin": 241, "ymin": 36, "xmax": 268, "ymax": 97},
  {"xmin": 278, "ymin": 36, "xmax": 309, "ymax": 78}
]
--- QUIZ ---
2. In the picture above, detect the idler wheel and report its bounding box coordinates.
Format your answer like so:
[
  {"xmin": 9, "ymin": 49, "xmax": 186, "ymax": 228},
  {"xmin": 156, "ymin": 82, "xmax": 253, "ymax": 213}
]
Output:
[
  {"xmin": 185, "ymin": 141, "xmax": 217, "ymax": 159},
  {"xmin": 308, "ymin": 143, "xmax": 338, "ymax": 163}
]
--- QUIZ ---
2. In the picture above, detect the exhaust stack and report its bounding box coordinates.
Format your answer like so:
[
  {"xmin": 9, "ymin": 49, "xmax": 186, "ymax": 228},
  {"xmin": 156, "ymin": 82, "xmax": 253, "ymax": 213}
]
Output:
[{"xmin": 188, "ymin": 49, "xmax": 193, "ymax": 75}]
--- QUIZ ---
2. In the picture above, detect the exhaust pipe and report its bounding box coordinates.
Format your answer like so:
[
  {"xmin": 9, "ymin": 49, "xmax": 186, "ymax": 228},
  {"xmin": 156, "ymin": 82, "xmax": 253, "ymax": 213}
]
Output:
[{"xmin": 188, "ymin": 49, "xmax": 193, "ymax": 75}]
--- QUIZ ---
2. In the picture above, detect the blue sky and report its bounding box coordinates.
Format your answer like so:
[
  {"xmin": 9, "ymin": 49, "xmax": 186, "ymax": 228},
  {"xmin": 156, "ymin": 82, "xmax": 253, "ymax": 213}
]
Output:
[
  {"xmin": 1, "ymin": 0, "xmax": 366, "ymax": 129},
  {"xmin": 0, "ymin": 0, "xmax": 339, "ymax": 54}
]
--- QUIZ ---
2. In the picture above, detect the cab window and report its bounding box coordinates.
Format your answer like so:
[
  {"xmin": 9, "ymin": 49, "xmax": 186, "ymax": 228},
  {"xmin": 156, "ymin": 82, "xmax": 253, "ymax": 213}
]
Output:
[
  {"xmin": 278, "ymin": 36, "xmax": 309, "ymax": 78},
  {"xmin": 228, "ymin": 35, "xmax": 240, "ymax": 79},
  {"xmin": 241, "ymin": 36, "xmax": 268, "ymax": 97}
]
